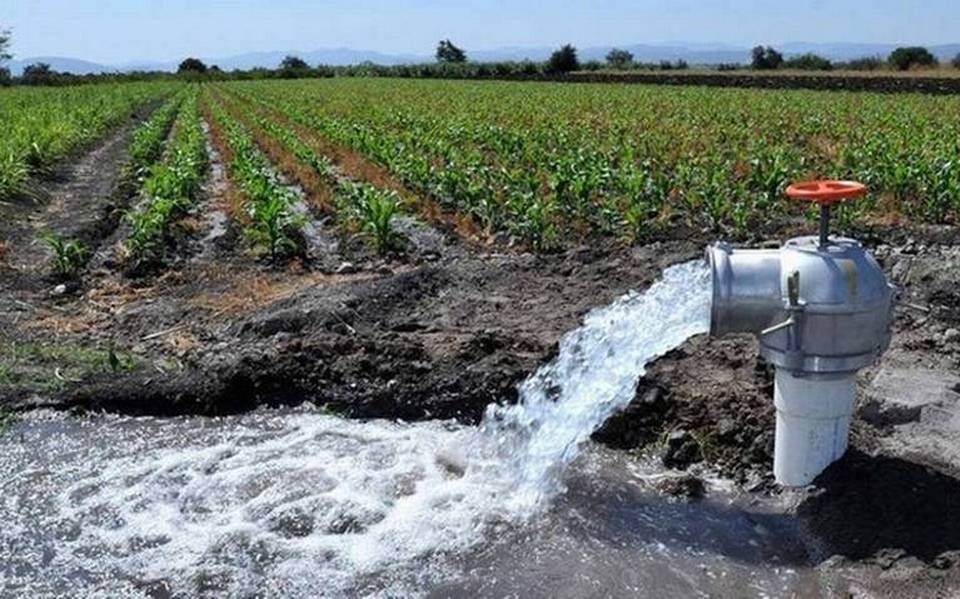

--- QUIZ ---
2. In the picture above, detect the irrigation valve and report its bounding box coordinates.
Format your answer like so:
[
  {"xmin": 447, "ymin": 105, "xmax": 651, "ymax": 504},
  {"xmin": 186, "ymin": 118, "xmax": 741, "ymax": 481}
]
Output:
[{"xmin": 705, "ymin": 181, "xmax": 896, "ymax": 486}]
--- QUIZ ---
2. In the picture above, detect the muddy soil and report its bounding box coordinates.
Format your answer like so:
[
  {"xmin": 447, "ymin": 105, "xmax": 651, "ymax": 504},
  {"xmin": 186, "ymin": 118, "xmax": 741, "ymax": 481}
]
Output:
[
  {"xmin": 0, "ymin": 107, "xmax": 155, "ymax": 298},
  {"xmin": 1, "ymin": 113, "xmax": 959, "ymax": 597}
]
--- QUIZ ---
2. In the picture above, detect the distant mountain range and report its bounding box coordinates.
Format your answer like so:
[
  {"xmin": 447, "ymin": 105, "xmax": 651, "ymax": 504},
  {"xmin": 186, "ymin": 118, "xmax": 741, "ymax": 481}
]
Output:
[{"xmin": 6, "ymin": 42, "xmax": 960, "ymax": 75}]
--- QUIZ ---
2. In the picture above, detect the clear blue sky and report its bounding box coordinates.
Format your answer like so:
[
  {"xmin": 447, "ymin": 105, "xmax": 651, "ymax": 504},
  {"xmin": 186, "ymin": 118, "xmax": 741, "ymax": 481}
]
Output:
[{"xmin": 1, "ymin": 0, "xmax": 957, "ymax": 63}]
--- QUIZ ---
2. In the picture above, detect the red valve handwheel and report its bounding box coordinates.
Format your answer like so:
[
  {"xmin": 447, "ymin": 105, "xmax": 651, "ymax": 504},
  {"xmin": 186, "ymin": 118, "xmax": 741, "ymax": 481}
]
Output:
[{"xmin": 785, "ymin": 180, "xmax": 867, "ymax": 205}]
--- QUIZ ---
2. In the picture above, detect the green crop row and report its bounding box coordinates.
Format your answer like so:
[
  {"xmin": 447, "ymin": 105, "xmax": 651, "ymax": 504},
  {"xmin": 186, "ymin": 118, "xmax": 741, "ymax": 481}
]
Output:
[
  {"xmin": 215, "ymin": 92, "xmax": 402, "ymax": 254},
  {"xmin": 35, "ymin": 91, "xmax": 183, "ymax": 279},
  {"xmin": 225, "ymin": 78, "xmax": 960, "ymax": 247},
  {"xmin": 124, "ymin": 89, "xmax": 209, "ymax": 263},
  {"xmin": 205, "ymin": 96, "xmax": 305, "ymax": 260},
  {"xmin": 124, "ymin": 95, "xmax": 183, "ymax": 178},
  {"xmin": 0, "ymin": 82, "xmax": 181, "ymax": 200}
]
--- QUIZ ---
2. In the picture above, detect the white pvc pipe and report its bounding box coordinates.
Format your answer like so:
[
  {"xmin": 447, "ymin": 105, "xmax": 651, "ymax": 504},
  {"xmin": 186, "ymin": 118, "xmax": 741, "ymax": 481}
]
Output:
[{"xmin": 773, "ymin": 369, "xmax": 856, "ymax": 487}]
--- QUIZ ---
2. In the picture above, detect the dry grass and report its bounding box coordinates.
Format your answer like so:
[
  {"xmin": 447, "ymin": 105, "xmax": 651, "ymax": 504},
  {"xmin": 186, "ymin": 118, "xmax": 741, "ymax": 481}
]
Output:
[
  {"xmin": 869, "ymin": 193, "xmax": 907, "ymax": 226},
  {"xmin": 27, "ymin": 312, "xmax": 95, "ymax": 335},
  {"xmin": 187, "ymin": 270, "xmax": 378, "ymax": 315},
  {"xmin": 28, "ymin": 277, "xmax": 160, "ymax": 335},
  {"xmin": 86, "ymin": 277, "xmax": 156, "ymax": 306},
  {"xmin": 168, "ymin": 331, "xmax": 199, "ymax": 356}
]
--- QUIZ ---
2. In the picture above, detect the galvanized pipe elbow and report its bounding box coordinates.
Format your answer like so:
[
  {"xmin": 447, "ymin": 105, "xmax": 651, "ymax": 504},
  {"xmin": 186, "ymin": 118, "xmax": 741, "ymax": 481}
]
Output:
[
  {"xmin": 703, "ymin": 181, "xmax": 896, "ymax": 485},
  {"xmin": 705, "ymin": 237, "xmax": 895, "ymax": 377},
  {"xmin": 705, "ymin": 242, "xmax": 784, "ymax": 337}
]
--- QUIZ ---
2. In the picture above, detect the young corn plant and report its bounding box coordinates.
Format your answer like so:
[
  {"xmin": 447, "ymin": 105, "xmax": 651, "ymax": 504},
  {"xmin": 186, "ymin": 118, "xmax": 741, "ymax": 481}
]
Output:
[
  {"xmin": 0, "ymin": 82, "xmax": 178, "ymax": 203},
  {"xmin": 126, "ymin": 193, "xmax": 179, "ymax": 259},
  {"xmin": 247, "ymin": 187, "xmax": 305, "ymax": 260},
  {"xmin": 207, "ymin": 99, "xmax": 304, "ymax": 261},
  {"xmin": 40, "ymin": 233, "xmax": 90, "ymax": 279},
  {"xmin": 222, "ymin": 97, "xmax": 405, "ymax": 256},
  {"xmin": 126, "ymin": 98, "xmax": 181, "ymax": 178},
  {"xmin": 335, "ymin": 182, "xmax": 401, "ymax": 254},
  {"xmin": 230, "ymin": 78, "xmax": 960, "ymax": 243},
  {"xmin": 360, "ymin": 187, "xmax": 401, "ymax": 255},
  {"xmin": 0, "ymin": 152, "xmax": 29, "ymax": 200},
  {"xmin": 124, "ymin": 92, "xmax": 208, "ymax": 264},
  {"xmin": 506, "ymin": 191, "xmax": 558, "ymax": 251},
  {"xmin": 616, "ymin": 166, "xmax": 657, "ymax": 242}
]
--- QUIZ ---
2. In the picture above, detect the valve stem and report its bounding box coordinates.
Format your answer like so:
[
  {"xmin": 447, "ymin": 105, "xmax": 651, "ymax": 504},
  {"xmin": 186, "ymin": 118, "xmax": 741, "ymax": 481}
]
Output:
[{"xmin": 818, "ymin": 204, "xmax": 831, "ymax": 247}]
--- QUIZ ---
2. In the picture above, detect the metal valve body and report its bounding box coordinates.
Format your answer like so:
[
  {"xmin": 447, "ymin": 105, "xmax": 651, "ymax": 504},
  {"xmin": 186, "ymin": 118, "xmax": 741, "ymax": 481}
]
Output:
[
  {"xmin": 706, "ymin": 234, "xmax": 897, "ymax": 486},
  {"xmin": 706, "ymin": 235, "xmax": 895, "ymax": 379},
  {"xmin": 704, "ymin": 180, "xmax": 897, "ymax": 486}
]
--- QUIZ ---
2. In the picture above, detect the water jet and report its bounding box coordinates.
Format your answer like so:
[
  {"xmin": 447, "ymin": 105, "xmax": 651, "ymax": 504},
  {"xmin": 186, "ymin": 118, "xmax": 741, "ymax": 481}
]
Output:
[{"xmin": 705, "ymin": 180, "xmax": 896, "ymax": 486}]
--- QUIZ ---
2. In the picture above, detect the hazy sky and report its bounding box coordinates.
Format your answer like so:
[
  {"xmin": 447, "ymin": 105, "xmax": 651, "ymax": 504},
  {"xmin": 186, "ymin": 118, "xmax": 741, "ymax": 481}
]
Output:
[{"xmin": 1, "ymin": 0, "xmax": 958, "ymax": 63}]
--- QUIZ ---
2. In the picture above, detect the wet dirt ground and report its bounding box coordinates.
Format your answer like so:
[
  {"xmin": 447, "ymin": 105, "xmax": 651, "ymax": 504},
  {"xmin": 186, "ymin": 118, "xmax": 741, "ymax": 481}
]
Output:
[{"xmin": 1, "ymin": 111, "xmax": 959, "ymax": 597}]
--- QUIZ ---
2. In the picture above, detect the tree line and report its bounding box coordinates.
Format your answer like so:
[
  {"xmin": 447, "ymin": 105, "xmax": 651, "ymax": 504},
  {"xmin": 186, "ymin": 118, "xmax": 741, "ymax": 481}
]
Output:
[
  {"xmin": 1, "ymin": 26, "xmax": 959, "ymax": 88},
  {"xmin": 747, "ymin": 44, "xmax": 948, "ymax": 72}
]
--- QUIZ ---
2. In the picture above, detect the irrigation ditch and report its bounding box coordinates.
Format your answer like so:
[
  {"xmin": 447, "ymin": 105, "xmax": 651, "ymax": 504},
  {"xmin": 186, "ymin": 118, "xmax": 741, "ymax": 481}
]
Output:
[{"xmin": 1, "ymin": 95, "xmax": 959, "ymax": 596}]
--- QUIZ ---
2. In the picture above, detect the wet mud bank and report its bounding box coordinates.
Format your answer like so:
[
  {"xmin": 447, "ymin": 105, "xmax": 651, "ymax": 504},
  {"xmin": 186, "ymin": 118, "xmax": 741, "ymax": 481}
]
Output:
[{"xmin": 40, "ymin": 241, "xmax": 705, "ymax": 419}]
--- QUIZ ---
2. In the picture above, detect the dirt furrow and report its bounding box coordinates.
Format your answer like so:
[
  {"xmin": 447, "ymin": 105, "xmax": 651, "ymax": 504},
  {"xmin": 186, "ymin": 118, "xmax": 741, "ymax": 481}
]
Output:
[
  {"xmin": 221, "ymin": 85, "xmax": 486, "ymax": 246},
  {"xmin": 2, "ymin": 109, "xmax": 148, "ymax": 283},
  {"xmin": 88, "ymin": 110, "xmax": 187, "ymax": 274},
  {"xmin": 204, "ymin": 92, "xmax": 344, "ymax": 271},
  {"xmin": 191, "ymin": 119, "xmax": 234, "ymax": 261},
  {"xmin": 213, "ymin": 88, "xmax": 468, "ymax": 265}
]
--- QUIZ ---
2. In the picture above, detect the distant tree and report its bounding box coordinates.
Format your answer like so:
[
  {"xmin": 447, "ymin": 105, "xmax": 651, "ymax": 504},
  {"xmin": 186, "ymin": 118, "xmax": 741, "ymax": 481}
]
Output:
[
  {"xmin": 888, "ymin": 46, "xmax": 938, "ymax": 71},
  {"xmin": 953, "ymin": 53, "xmax": 960, "ymax": 69},
  {"xmin": 581, "ymin": 60, "xmax": 604, "ymax": 71},
  {"xmin": 784, "ymin": 53, "xmax": 833, "ymax": 71},
  {"xmin": 547, "ymin": 44, "xmax": 580, "ymax": 74},
  {"xmin": 520, "ymin": 60, "xmax": 540, "ymax": 75},
  {"xmin": 22, "ymin": 62, "xmax": 56, "ymax": 85},
  {"xmin": 657, "ymin": 59, "xmax": 688, "ymax": 71},
  {"xmin": 841, "ymin": 55, "xmax": 884, "ymax": 71},
  {"xmin": 751, "ymin": 45, "xmax": 784, "ymax": 70},
  {"xmin": 435, "ymin": 39, "xmax": 467, "ymax": 63},
  {"xmin": 605, "ymin": 48, "xmax": 633, "ymax": 69},
  {"xmin": 280, "ymin": 55, "xmax": 308, "ymax": 71},
  {"xmin": 279, "ymin": 55, "xmax": 311, "ymax": 78},
  {"xmin": 315, "ymin": 64, "xmax": 336, "ymax": 78},
  {"xmin": 0, "ymin": 26, "xmax": 11, "ymax": 63},
  {"xmin": 0, "ymin": 27, "xmax": 10, "ymax": 87},
  {"xmin": 177, "ymin": 57, "xmax": 208, "ymax": 74}
]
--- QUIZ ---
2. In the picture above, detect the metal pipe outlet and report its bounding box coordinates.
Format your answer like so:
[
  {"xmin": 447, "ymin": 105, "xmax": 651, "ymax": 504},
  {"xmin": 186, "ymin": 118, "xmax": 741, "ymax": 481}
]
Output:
[{"xmin": 705, "ymin": 181, "xmax": 896, "ymax": 486}]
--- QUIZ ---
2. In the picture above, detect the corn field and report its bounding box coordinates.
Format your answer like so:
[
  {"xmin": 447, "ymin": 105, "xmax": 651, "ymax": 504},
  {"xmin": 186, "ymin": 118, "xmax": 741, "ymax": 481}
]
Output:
[
  {"xmin": 6, "ymin": 78, "xmax": 960, "ymax": 261},
  {"xmin": 222, "ymin": 78, "xmax": 960, "ymax": 246},
  {"xmin": 0, "ymin": 82, "xmax": 179, "ymax": 200}
]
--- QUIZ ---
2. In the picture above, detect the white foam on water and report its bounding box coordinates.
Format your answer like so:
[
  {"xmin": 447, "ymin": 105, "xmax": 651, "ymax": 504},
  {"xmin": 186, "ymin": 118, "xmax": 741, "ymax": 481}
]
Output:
[
  {"xmin": 0, "ymin": 260, "xmax": 712, "ymax": 597},
  {"xmin": 476, "ymin": 260, "xmax": 712, "ymax": 513}
]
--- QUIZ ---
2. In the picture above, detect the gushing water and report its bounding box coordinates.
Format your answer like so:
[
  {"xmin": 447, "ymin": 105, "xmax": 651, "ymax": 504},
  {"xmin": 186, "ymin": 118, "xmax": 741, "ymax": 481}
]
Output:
[
  {"xmin": 0, "ymin": 261, "xmax": 728, "ymax": 597},
  {"xmin": 476, "ymin": 260, "xmax": 711, "ymax": 512}
]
